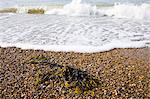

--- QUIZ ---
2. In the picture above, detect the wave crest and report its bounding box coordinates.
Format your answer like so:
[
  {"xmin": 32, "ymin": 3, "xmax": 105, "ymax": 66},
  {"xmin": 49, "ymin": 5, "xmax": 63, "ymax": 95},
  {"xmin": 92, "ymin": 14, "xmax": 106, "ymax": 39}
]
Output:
[
  {"xmin": 102, "ymin": 3, "xmax": 150, "ymax": 19},
  {"xmin": 1, "ymin": 0, "xmax": 150, "ymax": 19}
]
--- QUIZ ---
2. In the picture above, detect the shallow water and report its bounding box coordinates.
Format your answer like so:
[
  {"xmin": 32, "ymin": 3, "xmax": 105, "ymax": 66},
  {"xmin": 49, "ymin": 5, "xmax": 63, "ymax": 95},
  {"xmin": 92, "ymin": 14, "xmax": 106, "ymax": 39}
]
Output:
[{"xmin": 0, "ymin": 13, "xmax": 149, "ymax": 52}]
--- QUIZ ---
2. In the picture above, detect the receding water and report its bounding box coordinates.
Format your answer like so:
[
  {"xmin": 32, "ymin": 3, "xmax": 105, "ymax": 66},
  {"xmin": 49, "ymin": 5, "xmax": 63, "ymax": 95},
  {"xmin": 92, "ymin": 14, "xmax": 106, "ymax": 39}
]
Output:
[
  {"xmin": 0, "ymin": 14, "xmax": 149, "ymax": 52},
  {"xmin": 0, "ymin": 0, "xmax": 150, "ymax": 52}
]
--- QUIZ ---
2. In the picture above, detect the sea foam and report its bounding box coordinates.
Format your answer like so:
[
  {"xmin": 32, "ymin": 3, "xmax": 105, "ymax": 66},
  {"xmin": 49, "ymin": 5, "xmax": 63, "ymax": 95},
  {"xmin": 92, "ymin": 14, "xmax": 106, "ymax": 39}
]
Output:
[
  {"xmin": 0, "ymin": 0, "xmax": 150, "ymax": 53},
  {"xmin": 1, "ymin": 0, "xmax": 149, "ymax": 19},
  {"xmin": 45, "ymin": 1, "xmax": 150, "ymax": 19},
  {"xmin": 0, "ymin": 13, "xmax": 149, "ymax": 53}
]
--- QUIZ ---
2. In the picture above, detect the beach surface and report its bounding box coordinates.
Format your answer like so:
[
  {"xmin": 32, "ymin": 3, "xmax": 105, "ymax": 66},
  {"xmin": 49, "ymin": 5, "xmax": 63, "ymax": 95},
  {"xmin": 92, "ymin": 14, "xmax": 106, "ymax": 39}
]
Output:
[
  {"xmin": 0, "ymin": 0, "xmax": 150, "ymax": 98},
  {"xmin": 0, "ymin": 47, "xmax": 149, "ymax": 98}
]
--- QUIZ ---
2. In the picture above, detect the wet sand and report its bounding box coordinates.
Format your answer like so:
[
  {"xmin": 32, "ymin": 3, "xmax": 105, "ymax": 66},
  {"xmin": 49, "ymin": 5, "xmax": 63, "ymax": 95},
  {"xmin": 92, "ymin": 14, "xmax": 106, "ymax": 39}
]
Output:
[{"xmin": 0, "ymin": 47, "xmax": 149, "ymax": 98}]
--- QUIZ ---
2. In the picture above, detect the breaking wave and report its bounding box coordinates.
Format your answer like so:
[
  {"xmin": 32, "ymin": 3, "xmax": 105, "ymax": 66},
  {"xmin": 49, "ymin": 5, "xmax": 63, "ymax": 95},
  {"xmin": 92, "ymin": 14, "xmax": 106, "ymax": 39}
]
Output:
[
  {"xmin": 1, "ymin": 0, "xmax": 150, "ymax": 19},
  {"xmin": 45, "ymin": 1, "xmax": 150, "ymax": 19},
  {"xmin": 0, "ymin": 0, "xmax": 150, "ymax": 19}
]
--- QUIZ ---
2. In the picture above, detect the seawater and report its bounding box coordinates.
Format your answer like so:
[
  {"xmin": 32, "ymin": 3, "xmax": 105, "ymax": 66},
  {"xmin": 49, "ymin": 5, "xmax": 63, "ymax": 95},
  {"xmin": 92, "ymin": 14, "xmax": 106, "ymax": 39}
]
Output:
[
  {"xmin": 0, "ymin": 0, "xmax": 150, "ymax": 52},
  {"xmin": 1, "ymin": 0, "xmax": 150, "ymax": 19}
]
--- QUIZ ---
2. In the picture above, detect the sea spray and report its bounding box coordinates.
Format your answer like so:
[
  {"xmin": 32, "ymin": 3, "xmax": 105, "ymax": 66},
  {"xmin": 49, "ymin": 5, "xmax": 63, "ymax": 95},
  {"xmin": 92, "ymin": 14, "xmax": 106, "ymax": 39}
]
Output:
[
  {"xmin": 102, "ymin": 3, "xmax": 150, "ymax": 19},
  {"xmin": 1, "ymin": 0, "xmax": 150, "ymax": 19},
  {"xmin": 45, "ymin": 0, "xmax": 98, "ymax": 16},
  {"xmin": 45, "ymin": 0, "xmax": 150, "ymax": 19}
]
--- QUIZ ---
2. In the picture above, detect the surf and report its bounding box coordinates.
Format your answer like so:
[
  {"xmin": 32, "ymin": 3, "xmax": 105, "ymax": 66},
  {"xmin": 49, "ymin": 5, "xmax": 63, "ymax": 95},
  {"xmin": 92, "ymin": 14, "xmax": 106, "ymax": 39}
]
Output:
[
  {"xmin": 0, "ymin": 0, "xmax": 150, "ymax": 53},
  {"xmin": 1, "ymin": 0, "xmax": 150, "ymax": 19}
]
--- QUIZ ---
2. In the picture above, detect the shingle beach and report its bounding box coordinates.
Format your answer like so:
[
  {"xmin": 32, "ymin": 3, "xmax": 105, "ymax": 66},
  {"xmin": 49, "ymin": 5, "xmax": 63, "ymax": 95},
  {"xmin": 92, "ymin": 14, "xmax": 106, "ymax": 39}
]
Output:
[{"xmin": 0, "ymin": 47, "xmax": 149, "ymax": 98}]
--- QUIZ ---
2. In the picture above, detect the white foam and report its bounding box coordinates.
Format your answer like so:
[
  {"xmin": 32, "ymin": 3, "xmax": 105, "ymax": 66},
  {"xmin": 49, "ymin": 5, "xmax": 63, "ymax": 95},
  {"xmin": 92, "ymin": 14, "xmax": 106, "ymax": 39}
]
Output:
[
  {"xmin": 0, "ymin": 41, "xmax": 146, "ymax": 53},
  {"xmin": 44, "ymin": 0, "xmax": 150, "ymax": 19},
  {"xmin": 1, "ymin": 0, "xmax": 150, "ymax": 19},
  {"xmin": 45, "ymin": 0, "xmax": 98, "ymax": 16},
  {"xmin": 0, "ymin": 14, "xmax": 149, "ymax": 53},
  {"xmin": 102, "ymin": 3, "xmax": 150, "ymax": 19}
]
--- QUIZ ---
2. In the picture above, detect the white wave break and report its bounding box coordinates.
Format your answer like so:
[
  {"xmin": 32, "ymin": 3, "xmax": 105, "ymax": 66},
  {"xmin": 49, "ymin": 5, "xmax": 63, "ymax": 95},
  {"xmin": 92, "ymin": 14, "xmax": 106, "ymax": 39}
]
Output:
[
  {"xmin": 0, "ymin": 0, "xmax": 150, "ymax": 53},
  {"xmin": 45, "ymin": 0, "xmax": 150, "ymax": 19},
  {"xmin": 1, "ymin": 0, "xmax": 150, "ymax": 19}
]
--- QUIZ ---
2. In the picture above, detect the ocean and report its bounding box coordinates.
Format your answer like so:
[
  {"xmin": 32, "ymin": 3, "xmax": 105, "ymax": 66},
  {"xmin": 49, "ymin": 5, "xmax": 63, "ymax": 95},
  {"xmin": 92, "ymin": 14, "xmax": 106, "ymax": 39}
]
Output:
[
  {"xmin": 0, "ymin": 0, "xmax": 150, "ymax": 7},
  {"xmin": 0, "ymin": 0, "xmax": 150, "ymax": 52}
]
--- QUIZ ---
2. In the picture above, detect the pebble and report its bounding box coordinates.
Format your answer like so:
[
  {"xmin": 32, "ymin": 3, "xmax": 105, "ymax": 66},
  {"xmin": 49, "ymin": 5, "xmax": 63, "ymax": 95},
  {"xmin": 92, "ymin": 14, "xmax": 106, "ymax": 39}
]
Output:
[{"xmin": 0, "ymin": 47, "xmax": 149, "ymax": 98}]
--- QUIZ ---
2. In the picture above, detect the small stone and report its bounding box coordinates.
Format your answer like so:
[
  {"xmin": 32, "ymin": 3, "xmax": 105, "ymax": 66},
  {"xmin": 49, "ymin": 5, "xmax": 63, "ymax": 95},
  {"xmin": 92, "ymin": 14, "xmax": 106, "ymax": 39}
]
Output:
[
  {"xmin": 65, "ymin": 81, "xmax": 70, "ymax": 88},
  {"xmin": 74, "ymin": 87, "xmax": 82, "ymax": 94}
]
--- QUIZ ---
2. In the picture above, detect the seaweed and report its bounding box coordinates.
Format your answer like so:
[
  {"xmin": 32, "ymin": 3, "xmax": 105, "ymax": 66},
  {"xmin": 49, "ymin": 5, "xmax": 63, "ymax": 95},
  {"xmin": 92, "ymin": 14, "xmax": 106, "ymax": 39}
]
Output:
[{"xmin": 30, "ymin": 57, "xmax": 101, "ymax": 95}]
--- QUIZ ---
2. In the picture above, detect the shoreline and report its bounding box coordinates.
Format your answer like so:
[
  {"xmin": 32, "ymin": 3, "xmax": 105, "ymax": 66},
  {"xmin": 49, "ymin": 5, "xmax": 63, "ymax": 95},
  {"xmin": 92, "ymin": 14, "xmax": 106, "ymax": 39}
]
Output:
[{"xmin": 0, "ymin": 47, "xmax": 149, "ymax": 98}]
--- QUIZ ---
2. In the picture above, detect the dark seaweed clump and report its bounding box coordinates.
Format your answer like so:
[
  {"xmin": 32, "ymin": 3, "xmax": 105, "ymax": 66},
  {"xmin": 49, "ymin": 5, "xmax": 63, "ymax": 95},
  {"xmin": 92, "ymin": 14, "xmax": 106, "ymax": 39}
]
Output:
[{"xmin": 29, "ymin": 56, "xmax": 101, "ymax": 98}]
